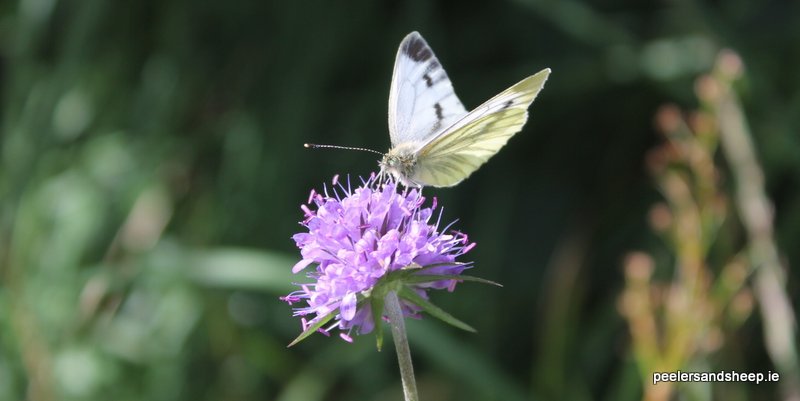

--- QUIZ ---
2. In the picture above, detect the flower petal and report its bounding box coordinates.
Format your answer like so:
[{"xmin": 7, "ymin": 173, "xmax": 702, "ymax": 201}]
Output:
[
  {"xmin": 340, "ymin": 292, "xmax": 358, "ymax": 320},
  {"xmin": 292, "ymin": 258, "xmax": 314, "ymax": 273}
]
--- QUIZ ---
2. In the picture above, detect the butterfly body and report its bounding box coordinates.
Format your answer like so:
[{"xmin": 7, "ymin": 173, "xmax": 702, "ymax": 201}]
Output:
[
  {"xmin": 381, "ymin": 32, "xmax": 550, "ymax": 188},
  {"xmin": 380, "ymin": 143, "xmax": 423, "ymax": 187}
]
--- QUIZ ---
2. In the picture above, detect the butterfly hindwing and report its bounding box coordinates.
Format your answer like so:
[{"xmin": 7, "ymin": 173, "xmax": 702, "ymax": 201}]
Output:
[
  {"xmin": 388, "ymin": 32, "xmax": 468, "ymax": 147},
  {"xmin": 412, "ymin": 68, "xmax": 551, "ymax": 187}
]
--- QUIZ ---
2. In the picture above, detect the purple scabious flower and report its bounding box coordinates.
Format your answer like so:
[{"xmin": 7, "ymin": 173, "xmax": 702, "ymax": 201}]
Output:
[{"xmin": 282, "ymin": 175, "xmax": 475, "ymax": 342}]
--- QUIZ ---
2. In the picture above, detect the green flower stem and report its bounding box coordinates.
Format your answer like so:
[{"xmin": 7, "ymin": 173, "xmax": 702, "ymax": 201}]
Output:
[{"xmin": 385, "ymin": 290, "xmax": 419, "ymax": 401}]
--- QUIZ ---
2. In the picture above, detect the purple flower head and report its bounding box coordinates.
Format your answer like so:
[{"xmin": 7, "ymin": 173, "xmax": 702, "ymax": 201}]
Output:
[{"xmin": 282, "ymin": 175, "xmax": 475, "ymax": 343}]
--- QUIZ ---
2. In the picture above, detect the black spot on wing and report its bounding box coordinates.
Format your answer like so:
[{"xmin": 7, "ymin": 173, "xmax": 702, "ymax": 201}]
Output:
[
  {"xmin": 434, "ymin": 103, "xmax": 444, "ymax": 120},
  {"xmin": 427, "ymin": 102, "xmax": 445, "ymax": 134},
  {"xmin": 405, "ymin": 36, "xmax": 433, "ymax": 62},
  {"xmin": 501, "ymin": 100, "xmax": 514, "ymax": 110},
  {"xmin": 423, "ymin": 73, "xmax": 434, "ymax": 87}
]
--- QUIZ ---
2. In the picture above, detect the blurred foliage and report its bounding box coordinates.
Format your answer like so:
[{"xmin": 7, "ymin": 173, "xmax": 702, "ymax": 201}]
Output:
[
  {"xmin": 620, "ymin": 51, "xmax": 798, "ymax": 401},
  {"xmin": 1, "ymin": 1, "xmax": 798, "ymax": 401}
]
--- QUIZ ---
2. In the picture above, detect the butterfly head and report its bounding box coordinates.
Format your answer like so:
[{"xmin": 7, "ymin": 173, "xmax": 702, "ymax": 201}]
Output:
[{"xmin": 380, "ymin": 146, "xmax": 421, "ymax": 187}]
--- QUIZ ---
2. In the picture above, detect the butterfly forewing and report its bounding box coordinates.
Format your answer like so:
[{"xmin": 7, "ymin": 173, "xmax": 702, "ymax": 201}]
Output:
[
  {"xmin": 412, "ymin": 68, "xmax": 551, "ymax": 187},
  {"xmin": 388, "ymin": 32, "xmax": 468, "ymax": 147}
]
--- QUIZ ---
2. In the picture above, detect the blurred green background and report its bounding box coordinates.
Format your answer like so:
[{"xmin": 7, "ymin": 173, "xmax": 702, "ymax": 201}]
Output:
[{"xmin": 1, "ymin": 0, "xmax": 799, "ymax": 400}]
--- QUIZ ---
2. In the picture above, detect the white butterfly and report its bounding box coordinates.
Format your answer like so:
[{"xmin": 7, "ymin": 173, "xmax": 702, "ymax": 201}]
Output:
[{"xmin": 380, "ymin": 31, "xmax": 550, "ymax": 187}]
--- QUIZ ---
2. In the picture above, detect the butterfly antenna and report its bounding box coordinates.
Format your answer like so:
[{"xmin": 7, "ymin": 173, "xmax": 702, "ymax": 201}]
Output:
[{"xmin": 304, "ymin": 143, "xmax": 383, "ymax": 156}]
